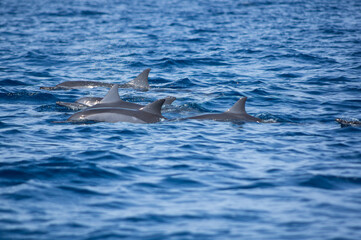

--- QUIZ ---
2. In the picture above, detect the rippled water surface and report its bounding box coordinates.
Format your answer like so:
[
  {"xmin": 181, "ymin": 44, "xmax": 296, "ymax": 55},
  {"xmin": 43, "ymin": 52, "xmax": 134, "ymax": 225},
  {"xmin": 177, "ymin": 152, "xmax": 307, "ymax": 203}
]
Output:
[{"xmin": 1, "ymin": 0, "xmax": 361, "ymax": 239}]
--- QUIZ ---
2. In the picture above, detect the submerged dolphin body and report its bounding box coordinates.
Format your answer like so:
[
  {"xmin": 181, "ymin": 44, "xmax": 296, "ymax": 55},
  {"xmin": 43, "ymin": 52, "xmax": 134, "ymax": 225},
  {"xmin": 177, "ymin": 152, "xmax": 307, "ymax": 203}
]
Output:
[
  {"xmin": 56, "ymin": 97, "xmax": 103, "ymax": 110},
  {"xmin": 56, "ymin": 84, "xmax": 176, "ymax": 111},
  {"xmin": 75, "ymin": 97, "xmax": 103, "ymax": 106},
  {"xmin": 187, "ymin": 97, "xmax": 262, "ymax": 123},
  {"xmin": 67, "ymin": 99, "xmax": 166, "ymax": 123},
  {"xmin": 41, "ymin": 68, "xmax": 151, "ymax": 91},
  {"xmin": 336, "ymin": 118, "xmax": 361, "ymax": 127}
]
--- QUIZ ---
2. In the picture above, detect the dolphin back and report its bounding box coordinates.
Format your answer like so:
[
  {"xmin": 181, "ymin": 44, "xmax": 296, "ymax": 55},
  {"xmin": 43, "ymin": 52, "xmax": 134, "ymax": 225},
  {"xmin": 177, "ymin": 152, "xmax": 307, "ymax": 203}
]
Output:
[
  {"xmin": 140, "ymin": 98, "xmax": 166, "ymax": 116},
  {"xmin": 123, "ymin": 68, "xmax": 151, "ymax": 91}
]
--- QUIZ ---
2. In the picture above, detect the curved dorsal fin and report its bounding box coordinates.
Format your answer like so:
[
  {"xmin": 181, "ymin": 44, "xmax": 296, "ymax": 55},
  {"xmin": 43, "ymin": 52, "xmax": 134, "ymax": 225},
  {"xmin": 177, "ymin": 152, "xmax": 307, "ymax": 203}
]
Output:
[
  {"xmin": 164, "ymin": 96, "xmax": 176, "ymax": 105},
  {"xmin": 226, "ymin": 97, "xmax": 247, "ymax": 114},
  {"xmin": 140, "ymin": 99, "xmax": 165, "ymax": 116},
  {"xmin": 127, "ymin": 68, "xmax": 151, "ymax": 90},
  {"xmin": 100, "ymin": 84, "xmax": 120, "ymax": 103}
]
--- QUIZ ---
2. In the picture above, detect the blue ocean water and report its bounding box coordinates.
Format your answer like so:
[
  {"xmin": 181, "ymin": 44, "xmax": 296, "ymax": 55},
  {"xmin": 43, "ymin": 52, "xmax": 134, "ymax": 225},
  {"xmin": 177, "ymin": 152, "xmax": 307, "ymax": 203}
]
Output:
[{"xmin": 1, "ymin": 0, "xmax": 361, "ymax": 239}]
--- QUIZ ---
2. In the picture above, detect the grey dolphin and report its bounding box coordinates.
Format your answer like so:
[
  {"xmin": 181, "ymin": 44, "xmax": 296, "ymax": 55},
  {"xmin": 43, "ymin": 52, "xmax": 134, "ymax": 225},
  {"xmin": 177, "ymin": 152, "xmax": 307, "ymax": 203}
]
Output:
[
  {"xmin": 67, "ymin": 99, "xmax": 166, "ymax": 123},
  {"xmin": 336, "ymin": 118, "xmax": 361, "ymax": 127},
  {"xmin": 56, "ymin": 97, "xmax": 103, "ymax": 110},
  {"xmin": 40, "ymin": 68, "xmax": 151, "ymax": 91},
  {"xmin": 75, "ymin": 97, "xmax": 103, "ymax": 106},
  {"xmin": 187, "ymin": 97, "xmax": 262, "ymax": 123},
  {"xmin": 56, "ymin": 84, "xmax": 176, "ymax": 110}
]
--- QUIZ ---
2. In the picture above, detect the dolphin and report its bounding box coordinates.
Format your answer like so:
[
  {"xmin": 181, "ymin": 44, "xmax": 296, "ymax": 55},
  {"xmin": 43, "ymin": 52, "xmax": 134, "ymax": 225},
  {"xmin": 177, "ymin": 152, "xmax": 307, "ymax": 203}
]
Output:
[
  {"xmin": 40, "ymin": 68, "xmax": 151, "ymax": 91},
  {"xmin": 73, "ymin": 97, "xmax": 103, "ymax": 106},
  {"xmin": 186, "ymin": 97, "xmax": 262, "ymax": 123},
  {"xmin": 67, "ymin": 98, "xmax": 166, "ymax": 123},
  {"xmin": 336, "ymin": 118, "xmax": 361, "ymax": 127},
  {"xmin": 56, "ymin": 84, "xmax": 176, "ymax": 110},
  {"xmin": 56, "ymin": 97, "xmax": 103, "ymax": 110}
]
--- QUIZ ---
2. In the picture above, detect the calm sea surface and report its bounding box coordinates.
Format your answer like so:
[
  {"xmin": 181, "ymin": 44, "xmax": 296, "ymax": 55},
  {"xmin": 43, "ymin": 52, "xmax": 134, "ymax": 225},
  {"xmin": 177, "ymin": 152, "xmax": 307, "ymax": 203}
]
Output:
[{"xmin": 1, "ymin": 0, "xmax": 361, "ymax": 239}]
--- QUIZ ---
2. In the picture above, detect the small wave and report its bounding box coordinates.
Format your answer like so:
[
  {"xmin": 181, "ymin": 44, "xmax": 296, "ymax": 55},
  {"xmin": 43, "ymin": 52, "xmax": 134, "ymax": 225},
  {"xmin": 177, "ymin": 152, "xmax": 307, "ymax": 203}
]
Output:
[
  {"xmin": 0, "ymin": 91, "xmax": 57, "ymax": 103},
  {"xmin": 176, "ymin": 37, "xmax": 210, "ymax": 43},
  {"xmin": 58, "ymin": 185, "xmax": 107, "ymax": 196},
  {"xmin": 82, "ymin": 232, "xmax": 130, "ymax": 240},
  {"xmin": 219, "ymin": 182, "xmax": 275, "ymax": 190},
  {"xmin": 0, "ymin": 79, "xmax": 28, "ymax": 86},
  {"xmin": 80, "ymin": 10, "xmax": 107, "ymax": 16},
  {"xmin": 190, "ymin": 28, "xmax": 217, "ymax": 34},
  {"xmin": 261, "ymin": 118, "xmax": 279, "ymax": 123},
  {"xmin": 234, "ymin": 48, "xmax": 263, "ymax": 54},
  {"xmin": 307, "ymin": 76, "xmax": 351, "ymax": 85},
  {"xmin": 277, "ymin": 73, "xmax": 301, "ymax": 79},
  {"xmin": 286, "ymin": 51, "xmax": 338, "ymax": 64},
  {"xmin": 239, "ymin": 1, "xmax": 274, "ymax": 7},
  {"xmin": 1, "ymin": 129, "xmax": 22, "ymax": 135},
  {"xmin": 40, "ymin": 11, "xmax": 76, "ymax": 17},
  {"xmin": 300, "ymin": 174, "xmax": 361, "ymax": 190},
  {"xmin": 174, "ymin": 102, "xmax": 209, "ymax": 114},
  {"xmin": 149, "ymin": 77, "xmax": 172, "ymax": 84},
  {"xmin": 76, "ymin": 150, "xmax": 134, "ymax": 162},
  {"xmin": 36, "ymin": 104, "xmax": 71, "ymax": 112},
  {"xmin": 0, "ymin": 169, "xmax": 31, "ymax": 187},
  {"xmin": 89, "ymin": 200, "xmax": 135, "ymax": 210},
  {"xmin": 131, "ymin": 182, "xmax": 164, "ymax": 192},
  {"xmin": 40, "ymin": 9, "xmax": 107, "ymax": 17},
  {"xmin": 23, "ymin": 50, "xmax": 48, "ymax": 60},
  {"xmin": 25, "ymin": 71, "xmax": 53, "ymax": 78},
  {"xmin": 153, "ymin": 57, "xmax": 229, "ymax": 68},
  {"xmin": 262, "ymin": 52, "xmax": 337, "ymax": 64},
  {"xmin": 128, "ymin": 61, "xmax": 148, "ymax": 68},
  {"xmin": 249, "ymin": 88, "xmax": 269, "ymax": 96},
  {"xmin": 0, "ymin": 121, "xmax": 25, "ymax": 130},
  {"xmin": 160, "ymin": 176, "xmax": 207, "ymax": 188},
  {"xmin": 162, "ymin": 78, "xmax": 200, "ymax": 89},
  {"xmin": 352, "ymin": 64, "xmax": 361, "ymax": 70}
]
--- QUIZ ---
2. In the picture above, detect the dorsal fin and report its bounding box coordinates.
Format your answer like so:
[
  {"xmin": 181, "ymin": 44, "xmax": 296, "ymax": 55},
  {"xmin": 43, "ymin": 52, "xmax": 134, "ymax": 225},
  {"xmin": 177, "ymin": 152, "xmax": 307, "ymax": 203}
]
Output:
[
  {"xmin": 127, "ymin": 68, "xmax": 151, "ymax": 90},
  {"xmin": 164, "ymin": 96, "xmax": 176, "ymax": 105},
  {"xmin": 226, "ymin": 97, "xmax": 247, "ymax": 114},
  {"xmin": 140, "ymin": 99, "xmax": 165, "ymax": 116},
  {"xmin": 100, "ymin": 84, "xmax": 120, "ymax": 103}
]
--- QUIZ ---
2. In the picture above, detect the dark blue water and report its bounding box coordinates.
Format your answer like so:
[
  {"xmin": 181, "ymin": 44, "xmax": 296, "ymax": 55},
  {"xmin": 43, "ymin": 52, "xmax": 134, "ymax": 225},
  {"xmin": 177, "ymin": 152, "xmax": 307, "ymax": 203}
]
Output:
[{"xmin": 1, "ymin": 0, "xmax": 361, "ymax": 239}]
